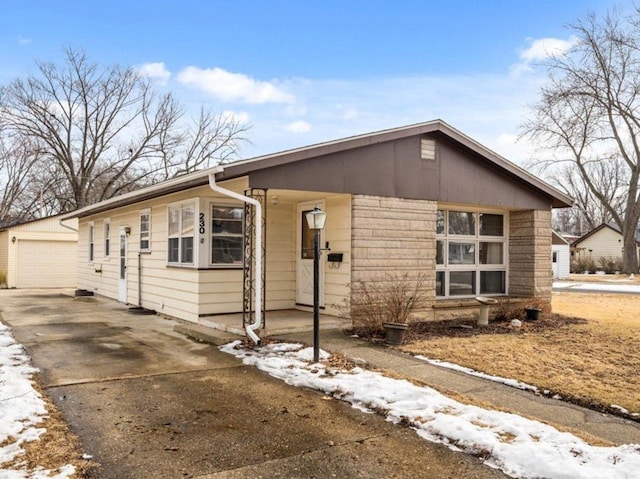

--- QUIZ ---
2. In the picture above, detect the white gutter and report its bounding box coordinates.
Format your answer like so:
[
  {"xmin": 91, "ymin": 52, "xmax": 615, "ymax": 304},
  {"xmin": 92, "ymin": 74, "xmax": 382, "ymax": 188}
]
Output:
[{"xmin": 208, "ymin": 168, "xmax": 262, "ymax": 345}]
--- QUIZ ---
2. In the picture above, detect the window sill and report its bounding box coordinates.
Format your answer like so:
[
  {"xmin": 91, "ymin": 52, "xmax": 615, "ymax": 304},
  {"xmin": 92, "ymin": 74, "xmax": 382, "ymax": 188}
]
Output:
[
  {"xmin": 166, "ymin": 264, "xmax": 196, "ymax": 269},
  {"xmin": 199, "ymin": 266, "xmax": 244, "ymax": 271},
  {"xmin": 433, "ymin": 299, "xmax": 482, "ymax": 309},
  {"xmin": 433, "ymin": 296, "xmax": 506, "ymax": 309}
]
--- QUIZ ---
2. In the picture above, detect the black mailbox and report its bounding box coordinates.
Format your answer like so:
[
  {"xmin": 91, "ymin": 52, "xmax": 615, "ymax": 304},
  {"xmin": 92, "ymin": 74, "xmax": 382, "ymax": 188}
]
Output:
[{"xmin": 327, "ymin": 253, "xmax": 343, "ymax": 263}]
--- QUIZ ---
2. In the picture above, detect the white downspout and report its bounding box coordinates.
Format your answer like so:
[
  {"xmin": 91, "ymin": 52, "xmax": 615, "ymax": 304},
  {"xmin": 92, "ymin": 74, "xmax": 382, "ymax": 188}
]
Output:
[
  {"xmin": 208, "ymin": 168, "xmax": 262, "ymax": 345},
  {"xmin": 59, "ymin": 217, "xmax": 78, "ymax": 232}
]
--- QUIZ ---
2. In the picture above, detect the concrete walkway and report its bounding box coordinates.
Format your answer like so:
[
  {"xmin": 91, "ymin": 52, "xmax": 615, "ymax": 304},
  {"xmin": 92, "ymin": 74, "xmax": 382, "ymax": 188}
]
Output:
[
  {"xmin": 0, "ymin": 289, "xmax": 508, "ymax": 479},
  {"xmin": 277, "ymin": 329, "xmax": 640, "ymax": 447},
  {"xmin": 553, "ymin": 279, "xmax": 640, "ymax": 295}
]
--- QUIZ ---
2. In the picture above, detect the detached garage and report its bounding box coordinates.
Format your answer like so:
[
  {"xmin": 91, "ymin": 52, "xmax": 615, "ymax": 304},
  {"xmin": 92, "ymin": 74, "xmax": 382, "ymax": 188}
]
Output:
[{"xmin": 0, "ymin": 215, "xmax": 78, "ymax": 289}]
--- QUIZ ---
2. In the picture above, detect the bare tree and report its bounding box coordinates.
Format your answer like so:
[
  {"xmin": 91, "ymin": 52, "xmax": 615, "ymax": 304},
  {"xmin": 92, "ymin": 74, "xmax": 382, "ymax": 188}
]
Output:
[
  {"xmin": 549, "ymin": 161, "xmax": 627, "ymax": 235},
  {"xmin": 0, "ymin": 48, "xmax": 248, "ymax": 212},
  {"xmin": 0, "ymin": 136, "xmax": 43, "ymax": 226},
  {"xmin": 522, "ymin": 8, "xmax": 640, "ymax": 273}
]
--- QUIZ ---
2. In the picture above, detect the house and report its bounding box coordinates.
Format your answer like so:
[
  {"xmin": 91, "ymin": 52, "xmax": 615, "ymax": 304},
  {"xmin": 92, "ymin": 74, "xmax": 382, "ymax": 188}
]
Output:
[
  {"xmin": 62, "ymin": 120, "xmax": 572, "ymax": 338},
  {"xmin": 0, "ymin": 215, "xmax": 78, "ymax": 288},
  {"xmin": 570, "ymin": 223, "xmax": 639, "ymax": 270},
  {"xmin": 551, "ymin": 231, "xmax": 570, "ymax": 279}
]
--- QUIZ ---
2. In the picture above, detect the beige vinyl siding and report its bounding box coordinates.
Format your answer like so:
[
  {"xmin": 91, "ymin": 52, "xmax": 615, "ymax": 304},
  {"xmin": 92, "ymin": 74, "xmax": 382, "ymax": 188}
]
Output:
[
  {"xmin": 77, "ymin": 179, "xmax": 249, "ymax": 323},
  {"xmin": 323, "ymin": 195, "xmax": 351, "ymax": 316},
  {"xmin": 198, "ymin": 197, "xmax": 297, "ymax": 315},
  {"xmin": 575, "ymin": 227, "xmax": 625, "ymax": 260},
  {"xmin": 76, "ymin": 180, "xmax": 351, "ymax": 322},
  {"xmin": 265, "ymin": 201, "xmax": 295, "ymax": 309},
  {"xmin": 198, "ymin": 270, "xmax": 244, "ymax": 315},
  {"xmin": 12, "ymin": 217, "xmax": 78, "ymax": 233}
]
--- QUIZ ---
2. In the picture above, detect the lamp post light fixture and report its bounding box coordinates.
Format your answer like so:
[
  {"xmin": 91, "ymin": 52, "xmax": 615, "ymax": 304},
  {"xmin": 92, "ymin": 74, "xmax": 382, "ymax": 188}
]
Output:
[{"xmin": 305, "ymin": 206, "xmax": 327, "ymax": 363}]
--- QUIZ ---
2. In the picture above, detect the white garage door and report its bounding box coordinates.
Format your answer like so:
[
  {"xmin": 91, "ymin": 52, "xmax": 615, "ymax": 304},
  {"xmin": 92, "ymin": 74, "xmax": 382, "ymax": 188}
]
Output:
[{"xmin": 16, "ymin": 240, "xmax": 77, "ymax": 288}]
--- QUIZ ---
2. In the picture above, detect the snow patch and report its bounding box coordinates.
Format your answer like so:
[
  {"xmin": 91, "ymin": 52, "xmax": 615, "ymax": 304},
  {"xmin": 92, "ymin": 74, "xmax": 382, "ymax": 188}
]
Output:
[{"xmin": 222, "ymin": 341, "xmax": 640, "ymax": 479}]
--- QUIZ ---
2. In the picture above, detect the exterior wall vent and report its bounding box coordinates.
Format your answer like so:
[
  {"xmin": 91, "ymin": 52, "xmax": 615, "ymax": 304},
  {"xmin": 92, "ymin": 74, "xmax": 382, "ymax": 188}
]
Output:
[{"xmin": 421, "ymin": 138, "xmax": 436, "ymax": 161}]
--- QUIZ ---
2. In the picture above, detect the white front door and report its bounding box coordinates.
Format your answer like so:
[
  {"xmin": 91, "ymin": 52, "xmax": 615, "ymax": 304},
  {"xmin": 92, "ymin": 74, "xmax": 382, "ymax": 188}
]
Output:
[
  {"xmin": 296, "ymin": 201, "xmax": 325, "ymax": 306},
  {"xmin": 118, "ymin": 228, "xmax": 128, "ymax": 303}
]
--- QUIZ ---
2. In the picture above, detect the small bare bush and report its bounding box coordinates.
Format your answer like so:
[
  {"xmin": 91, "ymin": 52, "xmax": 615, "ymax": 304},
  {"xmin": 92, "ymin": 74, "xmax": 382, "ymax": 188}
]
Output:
[
  {"xmin": 571, "ymin": 257, "xmax": 596, "ymax": 274},
  {"xmin": 597, "ymin": 256, "xmax": 622, "ymax": 274},
  {"xmin": 494, "ymin": 297, "xmax": 551, "ymax": 322},
  {"xmin": 347, "ymin": 273, "xmax": 426, "ymax": 334},
  {"xmin": 493, "ymin": 299, "xmax": 526, "ymax": 322}
]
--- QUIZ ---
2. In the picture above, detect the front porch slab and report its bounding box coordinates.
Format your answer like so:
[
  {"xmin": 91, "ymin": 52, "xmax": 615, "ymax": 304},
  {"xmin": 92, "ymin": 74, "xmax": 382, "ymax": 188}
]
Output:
[{"xmin": 185, "ymin": 309, "xmax": 350, "ymax": 341}]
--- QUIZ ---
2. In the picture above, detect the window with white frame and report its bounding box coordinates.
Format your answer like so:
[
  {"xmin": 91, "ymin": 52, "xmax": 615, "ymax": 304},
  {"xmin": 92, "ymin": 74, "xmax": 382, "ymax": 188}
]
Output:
[
  {"xmin": 436, "ymin": 209, "xmax": 507, "ymax": 297},
  {"xmin": 88, "ymin": 222, "xmax": 95, "ymax": 263},
  {"xmin": 211, "ymin": 205, "xmax": 243, "ymax": 265},
  {"xmin": 103, "ymin": 219, "xmax": 110, "ymax": 258},
  {"xmin": 139, "ymin": 209, "xmax": 151, "ymax": 252},
  {"xmin": 167, "ymin": 203, "xmax": 195, "ymax": 265}
]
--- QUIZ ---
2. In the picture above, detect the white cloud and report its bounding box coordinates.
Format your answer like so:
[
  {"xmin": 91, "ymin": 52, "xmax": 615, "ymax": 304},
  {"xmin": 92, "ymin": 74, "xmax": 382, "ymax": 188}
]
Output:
[
  {"xmin": 284, "ymin": 120, "xmax": 311, "ymax": 133},
  {"xmin": 221, "ymin": 110, "xmax": 250, "ymax": 124},
  {"xmin": 520, "ymin": 36, "xmax": 578, "ymax": 62},
  {"xmin": 139, "ymin": 62, "xmax": 171, "ymax": 85},
  {"xmin": 511, "ymin": 36, "xmax": 578, "ymax": 76},
  {"xmin": 17, "ymin": 36, "xmax": 31, "ymax": 45},
  {"xmin": 178, "ymin": 66, "xmax": 294, "ymax": 104}
]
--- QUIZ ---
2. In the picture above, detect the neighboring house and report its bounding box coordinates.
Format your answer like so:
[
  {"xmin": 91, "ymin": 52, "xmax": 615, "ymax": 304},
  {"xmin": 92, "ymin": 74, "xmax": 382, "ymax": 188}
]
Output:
[
  {"xmin": 0, "ymin": 215, "xmax": 78, "ymax": 288},
  {"xmin": 551, "ymin": 231, "xmax": 570, "ymax": 279},
  {"xmin": 571, "ymin": 223, "xmax": 640, "ymax": 267},
  {"xmin": 62, "ymin": 120, "xmax": 572, "ymax": 333}
]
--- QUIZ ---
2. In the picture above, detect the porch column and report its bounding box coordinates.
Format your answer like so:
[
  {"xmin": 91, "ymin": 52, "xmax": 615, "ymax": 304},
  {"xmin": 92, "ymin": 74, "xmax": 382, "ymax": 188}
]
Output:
[{"xmin": 509, "ymin": 209, "xmax": 552, "ymax": 302}]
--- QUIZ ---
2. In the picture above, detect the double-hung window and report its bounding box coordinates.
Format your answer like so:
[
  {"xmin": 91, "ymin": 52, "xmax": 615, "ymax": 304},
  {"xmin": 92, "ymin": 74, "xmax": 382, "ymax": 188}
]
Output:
[
  {"xmin": 103, "ymin": 219, "xmax": 110, "ymax": 258},
  {"xmin": 139, "ymin": 209, "xmax": 151, "ymax": 252},
  {"xmin": 167, "ymin": 203, "xmax": 195, "ymax": 265},
  {"xmin": 88, "ymin": 222, "xmax": 95, "ymax": 263},
  {"xmin": 436, "ymin": 209, "xmax": 507, "ymax": 297},
  {"xmin": 211, "ymin": 205, "xmax": 243, "ymax": 265}
]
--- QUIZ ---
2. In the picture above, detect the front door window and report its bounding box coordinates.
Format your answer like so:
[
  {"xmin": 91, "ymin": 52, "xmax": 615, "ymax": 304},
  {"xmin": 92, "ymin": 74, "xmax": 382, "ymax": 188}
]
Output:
[{"xmin": 301, "ymin": 210, "xmax": 314, "ymax": 259}]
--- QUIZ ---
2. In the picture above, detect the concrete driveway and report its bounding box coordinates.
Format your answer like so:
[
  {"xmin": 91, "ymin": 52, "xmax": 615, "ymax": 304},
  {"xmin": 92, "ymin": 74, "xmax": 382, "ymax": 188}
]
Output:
[{"xmin": 0, "ymin": 290, "xmax": 508, "ymax": 479}]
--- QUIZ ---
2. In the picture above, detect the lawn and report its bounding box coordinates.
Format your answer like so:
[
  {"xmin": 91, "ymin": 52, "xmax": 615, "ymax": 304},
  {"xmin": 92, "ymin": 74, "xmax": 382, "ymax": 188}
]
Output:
[{"xmin": 400, "ymin": 292, "xmax": 640, "ymax": 417}]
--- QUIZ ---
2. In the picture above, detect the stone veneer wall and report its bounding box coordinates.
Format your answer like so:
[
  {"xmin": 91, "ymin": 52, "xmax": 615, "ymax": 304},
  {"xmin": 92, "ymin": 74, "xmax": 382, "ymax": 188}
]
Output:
[
  {"xmin": 509, "ymin": 209, "xmax": 553, "ymax": 305},
  {"xmin": 350, "ymin": 195, "xmax": 437, "ymax": 320}
]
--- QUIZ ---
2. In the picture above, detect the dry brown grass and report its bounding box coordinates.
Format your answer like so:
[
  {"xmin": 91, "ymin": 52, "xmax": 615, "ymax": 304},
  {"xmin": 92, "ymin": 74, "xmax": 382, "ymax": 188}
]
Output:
[
  {"xmin": 2, "ymin": 377, "xmax": 95, "ymax": 477},
  {"xmin": 400, "ymin": 292, "xmax": 640, "ymax": 417}
]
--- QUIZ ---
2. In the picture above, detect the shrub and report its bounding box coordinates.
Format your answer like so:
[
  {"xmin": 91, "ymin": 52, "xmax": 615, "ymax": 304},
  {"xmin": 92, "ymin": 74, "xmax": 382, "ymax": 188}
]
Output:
[
  {"xmin": 346, "ymin": 272, "xmax": 426, "ymax": 334},
  {"xmin": 597, "ymin": 256, "xmax": 623, "ymax": 274},
  {"xmin": 0, "ymin": 270, "xmax": 6, "ymax": 286},
  {"xmin": 571, "ymin": 257, "xmax": 597, "ymax": 274},
  {"xmin": 493, "ymin": 297, "xmax": 550, "ymax": 322}
]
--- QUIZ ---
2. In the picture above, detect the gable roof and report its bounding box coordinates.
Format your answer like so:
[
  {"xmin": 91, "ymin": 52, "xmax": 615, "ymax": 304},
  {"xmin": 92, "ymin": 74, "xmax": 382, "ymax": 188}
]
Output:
[
  {"xmin": 63, "ymin": 120, "xmax": 573, "ymax": 219},
  {"xmin": 552, "ymin": 230, "xmax": 570, "ymax": 245},
  {"xmin": 0, "ymin": 213, "xmax": 72, "ymax": 232},
  {"xmin": 571, "ymin": 223, "xmax": 639, "ymax": 247}
]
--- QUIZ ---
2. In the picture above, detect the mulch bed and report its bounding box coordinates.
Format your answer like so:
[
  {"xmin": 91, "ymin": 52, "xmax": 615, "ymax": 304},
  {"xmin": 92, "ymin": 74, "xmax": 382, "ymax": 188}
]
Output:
[
  {"xmin": 349, "ymin": 314, "xmax": 588, "ymax": 344},
  {"xmin": 403, "ymin": 314, "xmax": 588, "ymax": 342}
]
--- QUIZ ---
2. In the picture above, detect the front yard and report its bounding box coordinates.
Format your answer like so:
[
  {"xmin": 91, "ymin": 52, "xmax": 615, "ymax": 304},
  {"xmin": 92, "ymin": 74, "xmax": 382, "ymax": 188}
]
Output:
[{"xmin": 399, "ymin": 292, "xmax": 640, "ymax": 417}]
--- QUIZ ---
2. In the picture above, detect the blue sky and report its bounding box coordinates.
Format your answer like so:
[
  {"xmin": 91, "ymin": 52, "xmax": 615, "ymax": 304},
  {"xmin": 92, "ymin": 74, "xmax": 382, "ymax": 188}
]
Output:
[{"xmin": 0, "ymin": 0, "xmax": 629, "ymax": 163}]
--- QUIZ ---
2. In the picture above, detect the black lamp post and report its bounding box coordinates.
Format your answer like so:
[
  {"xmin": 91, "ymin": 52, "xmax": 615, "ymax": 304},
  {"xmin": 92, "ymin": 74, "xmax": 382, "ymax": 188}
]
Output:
[{"xmin": 305, "ymin": 206, "xmax": 327, "ymax": 362}]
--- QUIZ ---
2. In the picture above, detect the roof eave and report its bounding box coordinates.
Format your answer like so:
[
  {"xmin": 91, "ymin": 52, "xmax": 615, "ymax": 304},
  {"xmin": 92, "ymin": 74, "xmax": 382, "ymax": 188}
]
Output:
[{"xmin": 62, "ymin": 119, "xmax": 574, "ymax": 218}]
